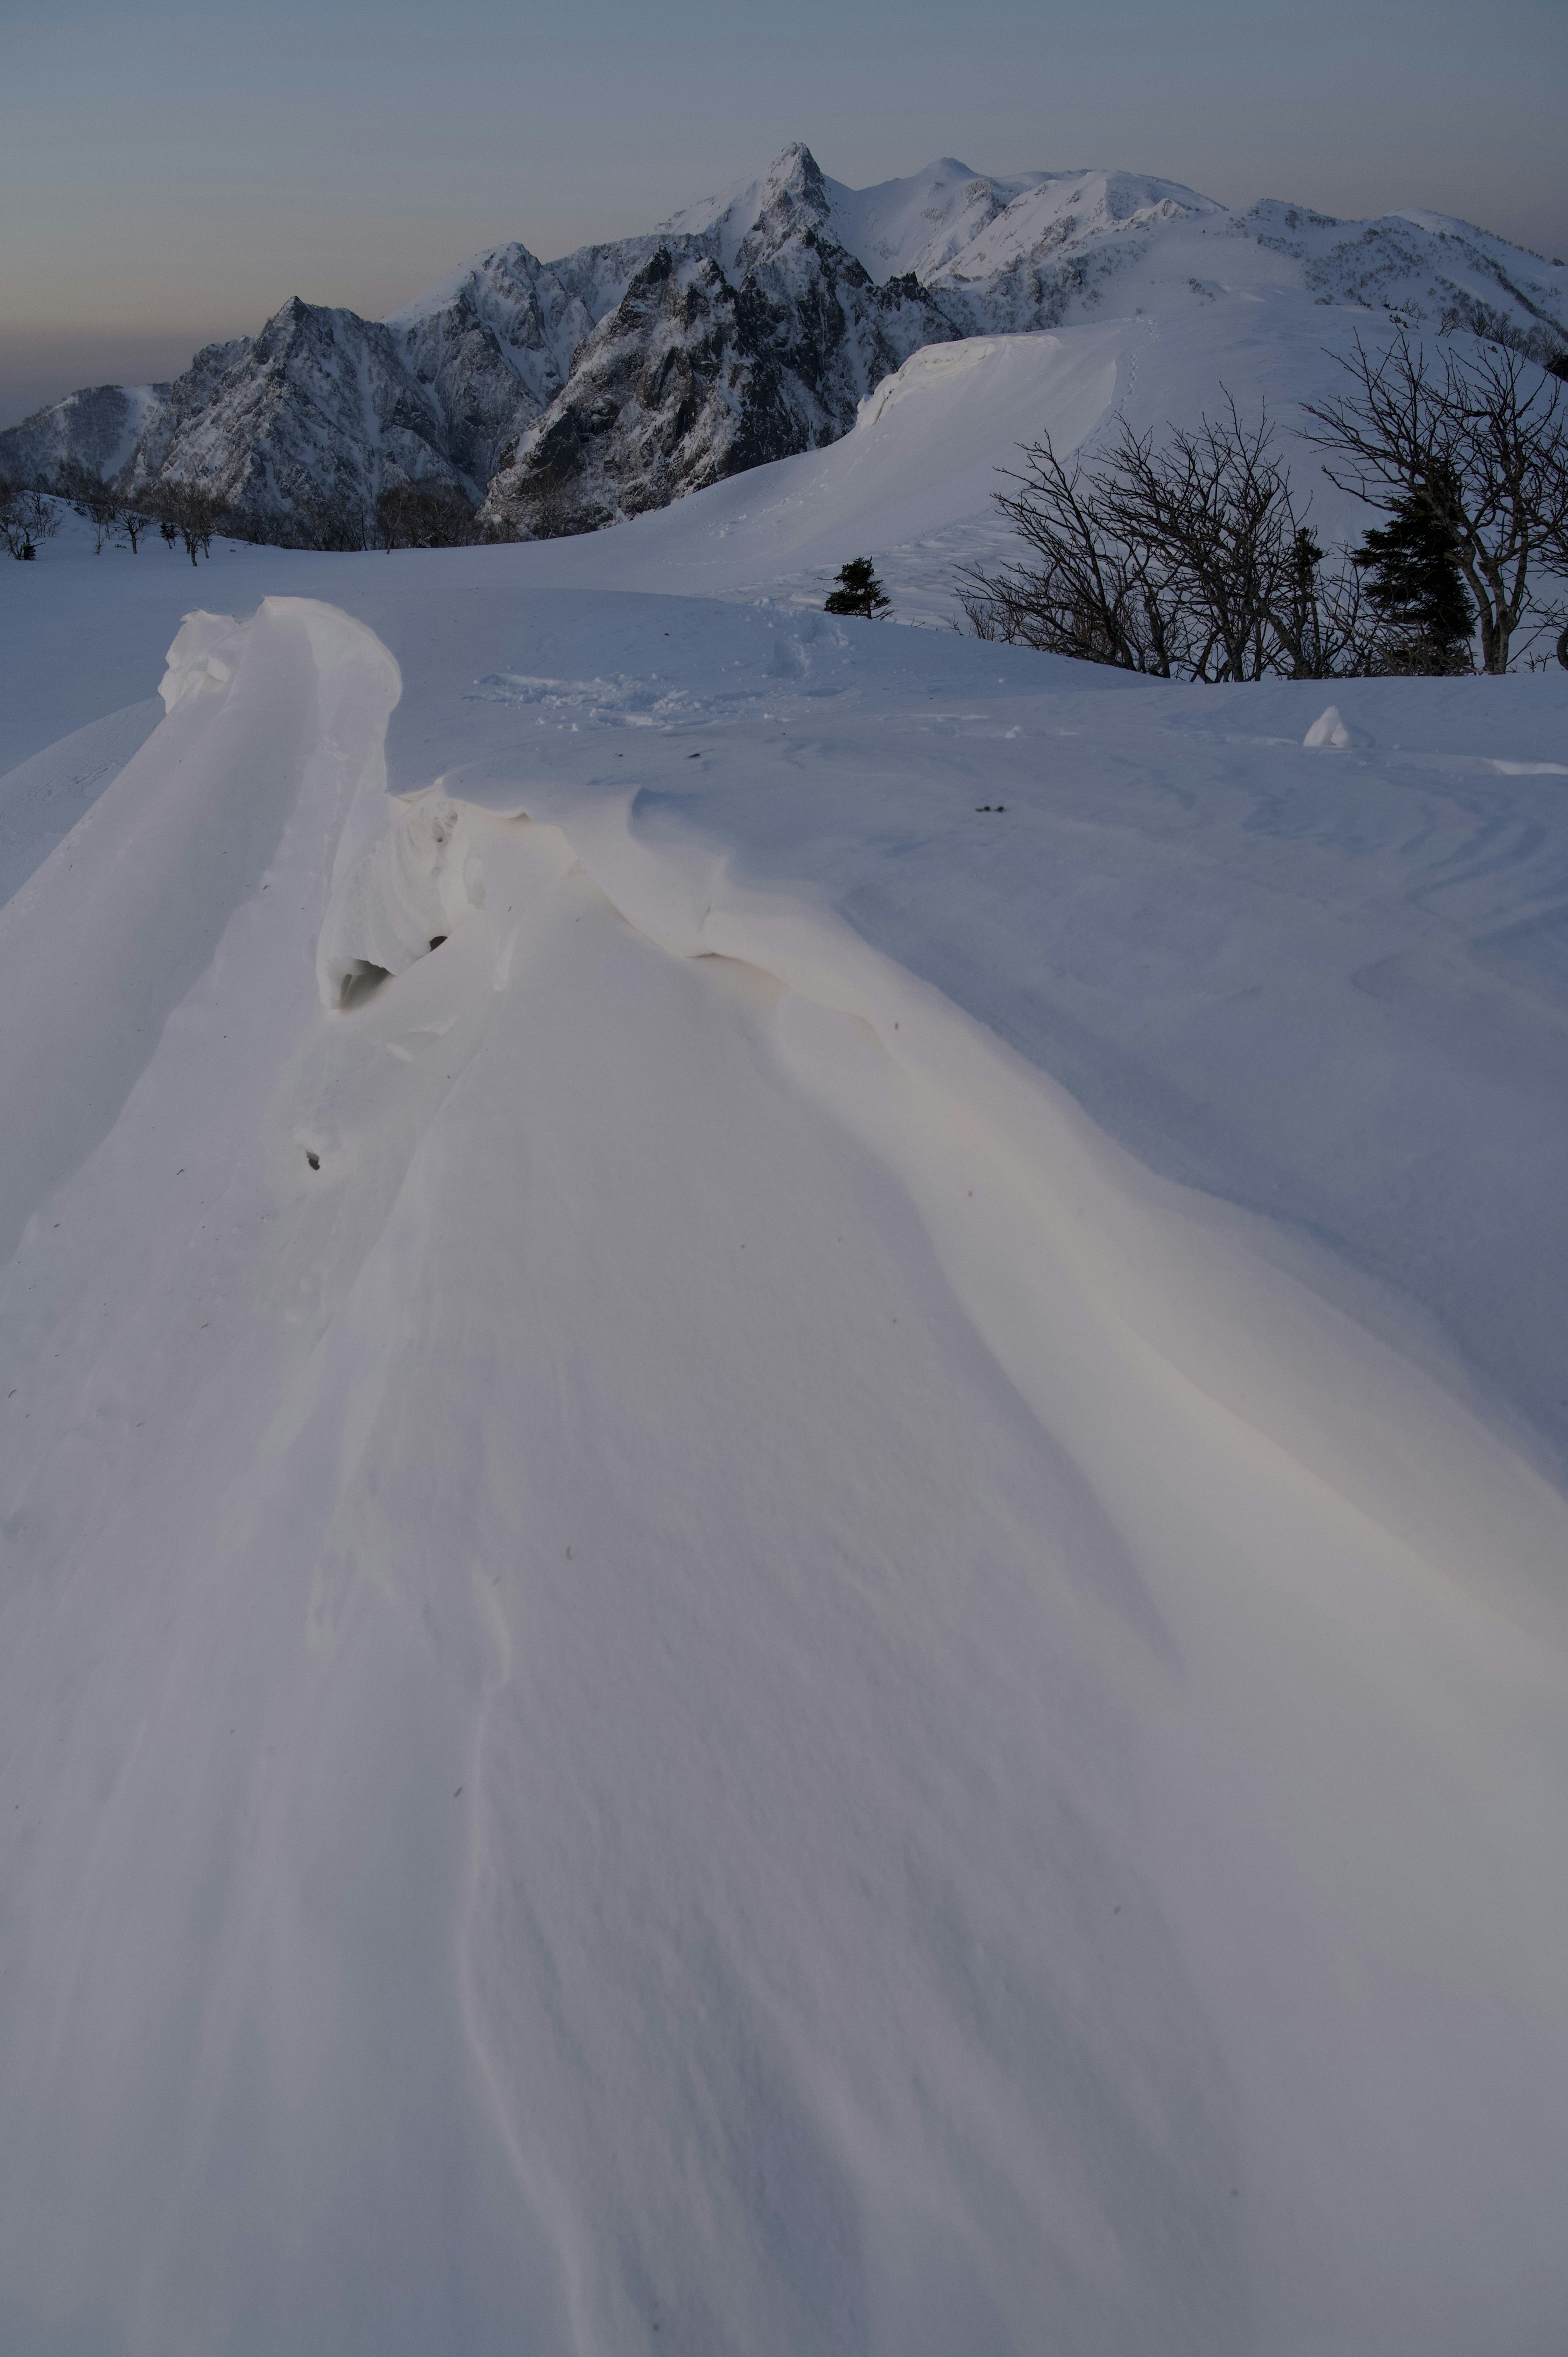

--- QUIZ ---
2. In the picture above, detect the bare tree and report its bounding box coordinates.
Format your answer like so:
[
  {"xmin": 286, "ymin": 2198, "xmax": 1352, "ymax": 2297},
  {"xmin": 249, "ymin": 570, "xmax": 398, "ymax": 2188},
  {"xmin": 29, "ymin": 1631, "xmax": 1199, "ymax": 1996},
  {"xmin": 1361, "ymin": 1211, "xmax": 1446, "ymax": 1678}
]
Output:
[
  {"xmin": 373, "ymin": 481, "xmax": 479, "ymax": 551},
  {"xmin": 152, "ymin": 486, "xmax": 227, "ymax": 566},
  {"xmin": 55, "ymin": 459, "xmax": 123, "ymax": 552},
  {"xmin": 299, "ymin": 489, "xmax": 372, "ymax": 552},
  {"xmin": 957, "ymin": 432, "xmax": 1176, "ymax": 671},
  {"xmin": 1300, "ymin": 333, "xmax": 1568, "ymax": 674},
  {"xmin": 1105, "ymin": 400, "xmax": 1299, "ymax": 679},
  {"xmin": 1273, "ymin": 525, "xmax": 1377, "ymax": 678},
  {"xmin": 958, "ymin": 401, "xmax": 1361, "ymax": 680},
  {"xmin": 0, "ymin": 483, "xmax": 60, "ymax": 560}
]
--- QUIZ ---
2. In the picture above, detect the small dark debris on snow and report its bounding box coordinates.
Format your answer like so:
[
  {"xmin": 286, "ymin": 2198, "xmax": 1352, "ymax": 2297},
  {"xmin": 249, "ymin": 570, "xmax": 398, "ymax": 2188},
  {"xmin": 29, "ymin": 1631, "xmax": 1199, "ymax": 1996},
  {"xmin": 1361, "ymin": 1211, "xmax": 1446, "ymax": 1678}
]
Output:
[{"xmin": 305, "ymin": 1151, "xmax": 320, "ymax": 1171}]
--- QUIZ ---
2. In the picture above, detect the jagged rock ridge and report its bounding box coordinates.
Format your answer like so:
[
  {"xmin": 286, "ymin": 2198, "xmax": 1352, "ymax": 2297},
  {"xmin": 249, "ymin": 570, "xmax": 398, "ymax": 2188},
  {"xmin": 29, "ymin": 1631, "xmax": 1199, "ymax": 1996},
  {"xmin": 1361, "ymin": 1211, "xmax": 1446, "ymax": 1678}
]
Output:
[{"xmin": 2, "ymin": 144, "xmax": 1563, "ymax": 544}]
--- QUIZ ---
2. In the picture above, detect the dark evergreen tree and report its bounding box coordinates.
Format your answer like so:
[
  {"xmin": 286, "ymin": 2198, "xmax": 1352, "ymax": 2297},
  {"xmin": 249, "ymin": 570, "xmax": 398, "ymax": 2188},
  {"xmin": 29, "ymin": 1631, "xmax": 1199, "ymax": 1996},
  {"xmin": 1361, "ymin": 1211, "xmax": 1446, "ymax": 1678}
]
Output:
[
  {"xmin": 1350, "ymin": 466, "xmax": 1474, "ymax": 672},
  {"xmin": 824, "ymin": 557, "xmax": 891, "ymax": 619}
]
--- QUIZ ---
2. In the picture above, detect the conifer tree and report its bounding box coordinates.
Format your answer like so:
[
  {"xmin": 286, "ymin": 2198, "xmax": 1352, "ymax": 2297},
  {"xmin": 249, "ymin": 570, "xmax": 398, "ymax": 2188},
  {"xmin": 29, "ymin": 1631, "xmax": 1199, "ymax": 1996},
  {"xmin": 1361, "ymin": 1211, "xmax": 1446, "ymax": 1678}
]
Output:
[
  {"xmin": 1352, "ymin": 465, "xmax": 1474, "ymax": 672},
  {"xmin": 824, "ymin": 557, "xmax": 891, "ymax": 618}
]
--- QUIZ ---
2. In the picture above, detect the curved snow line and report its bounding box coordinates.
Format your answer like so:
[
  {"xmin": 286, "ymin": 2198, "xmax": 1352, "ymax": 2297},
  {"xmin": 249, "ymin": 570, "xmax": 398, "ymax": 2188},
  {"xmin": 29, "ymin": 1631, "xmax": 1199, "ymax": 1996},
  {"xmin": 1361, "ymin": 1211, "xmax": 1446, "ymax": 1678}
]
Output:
[
  {"xmin": 0, "ymin": 596, "xmax": 399, "ymax": 1268},
  {"xmin": 272, "ymin": 573, "xmax": 1568, "ymax": 1643},
  {"xmin": 420, "ymin": 741, "xmax": 1568, "ymax": 2346},
  {"xmin": 2, "ymin": 597, "xmax": 1564, "ymax": 2347},
  {"xmin": 494, "ymin": 778, "xmax": 1568, "ymax": 1644}
]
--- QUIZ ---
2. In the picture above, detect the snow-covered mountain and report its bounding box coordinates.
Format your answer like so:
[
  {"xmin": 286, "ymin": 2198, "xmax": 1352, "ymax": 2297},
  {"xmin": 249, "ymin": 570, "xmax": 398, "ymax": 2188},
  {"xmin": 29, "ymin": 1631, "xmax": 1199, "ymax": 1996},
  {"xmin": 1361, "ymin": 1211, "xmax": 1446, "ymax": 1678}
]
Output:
[{"xmin": 3, "ymin": 143, "xmax": 1565, "ymax": 541}]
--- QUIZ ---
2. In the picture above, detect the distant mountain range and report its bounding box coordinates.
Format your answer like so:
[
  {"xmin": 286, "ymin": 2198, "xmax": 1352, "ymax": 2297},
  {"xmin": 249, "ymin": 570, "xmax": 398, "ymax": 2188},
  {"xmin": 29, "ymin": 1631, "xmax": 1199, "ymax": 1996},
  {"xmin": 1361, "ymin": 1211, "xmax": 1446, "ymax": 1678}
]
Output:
[{"xmin": 4, "ymin": 144, "xmax": 1565, "ymax": 545}]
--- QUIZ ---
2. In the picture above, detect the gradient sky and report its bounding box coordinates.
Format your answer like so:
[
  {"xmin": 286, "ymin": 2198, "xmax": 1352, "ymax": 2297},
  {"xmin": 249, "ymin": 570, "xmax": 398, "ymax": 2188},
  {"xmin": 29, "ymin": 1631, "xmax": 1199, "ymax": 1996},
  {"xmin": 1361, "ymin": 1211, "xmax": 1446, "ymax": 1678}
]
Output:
[{"xmin": 3, "ymin": 0, "xmax": 1564, "ymax": 425}]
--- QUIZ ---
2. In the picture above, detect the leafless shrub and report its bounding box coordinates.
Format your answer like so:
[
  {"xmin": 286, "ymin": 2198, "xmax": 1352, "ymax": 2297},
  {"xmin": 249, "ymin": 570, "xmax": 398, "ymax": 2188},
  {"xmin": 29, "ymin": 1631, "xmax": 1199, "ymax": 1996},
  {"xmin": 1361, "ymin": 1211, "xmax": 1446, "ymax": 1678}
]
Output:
[
  {"xmin": 55, "ymin": 459, "xmax": 123, "ymax": 552},
  {"xmin": 957, "ymin": 400, "xmax": 1363, "ymax": 680},
  {"xmin": 149, "ymin": 486, "xmax": 229, "ymax": 565},
  {"xmin": 295, "ymin": 489, "xmax": 371, "ymax": 552},
  {"xmin": 0, "ymin": 483, "xmax": 60, "ymax": 560},
  {"xmin": 373, "ymin": 482, "xmax": 480, "ymax": 551},
  {"xmin": 1301, "ymin": 332, "xmax": 1568, "ymax": 673}
]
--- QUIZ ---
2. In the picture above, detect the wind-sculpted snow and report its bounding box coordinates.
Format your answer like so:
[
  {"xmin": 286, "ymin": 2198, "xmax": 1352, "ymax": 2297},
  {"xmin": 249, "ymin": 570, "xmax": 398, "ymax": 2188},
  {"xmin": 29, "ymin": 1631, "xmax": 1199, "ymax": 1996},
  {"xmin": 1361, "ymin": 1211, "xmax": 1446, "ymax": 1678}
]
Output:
[
  {"xmin": 317, "ymin": 785, "xmax": 483, "ymax": 1004},
  {"xmin": 0, "ymin": 572, "xmax": 1566, "ymax": 2355},
  {"xmin": 0, "ymin": 598, "xmax": 398, "ymax": 1272},
  {"xmin": 4, "ymin": 143, "xmax": 1563, "ymax": 541}
]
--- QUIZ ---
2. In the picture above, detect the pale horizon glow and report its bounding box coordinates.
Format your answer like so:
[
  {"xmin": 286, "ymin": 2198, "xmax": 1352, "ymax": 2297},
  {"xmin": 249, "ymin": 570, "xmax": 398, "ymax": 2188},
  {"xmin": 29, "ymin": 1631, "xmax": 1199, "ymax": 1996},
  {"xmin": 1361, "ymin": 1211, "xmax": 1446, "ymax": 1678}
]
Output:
[{"xmin": 2, "ymin": 0, "xmax": 1564, "ymax": 426}]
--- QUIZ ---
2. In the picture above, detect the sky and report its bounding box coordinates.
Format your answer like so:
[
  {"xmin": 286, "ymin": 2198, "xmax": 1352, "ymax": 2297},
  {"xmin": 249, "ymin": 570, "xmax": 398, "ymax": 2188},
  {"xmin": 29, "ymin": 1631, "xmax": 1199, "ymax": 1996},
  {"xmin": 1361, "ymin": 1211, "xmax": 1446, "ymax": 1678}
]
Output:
[{"xmin": 2, "ymin": 0, "xmax": 1564, "ymax": 425}]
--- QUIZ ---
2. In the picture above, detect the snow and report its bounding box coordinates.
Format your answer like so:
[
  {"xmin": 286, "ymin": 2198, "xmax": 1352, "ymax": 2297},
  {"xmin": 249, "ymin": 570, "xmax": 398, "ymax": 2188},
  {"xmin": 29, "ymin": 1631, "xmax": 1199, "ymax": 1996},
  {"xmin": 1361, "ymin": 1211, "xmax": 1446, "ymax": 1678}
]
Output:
[
  {"xmin": 9, "ymin": 146, "xmax": 1562, "ymax": 556},
  {"xmin": 1, "ymin": 310, "xmax": 1568, "ymax": 2357},
  {"xmin": 1301, "ymin": 702, "xmax": 1368, "ymax": 747},
  {"xmin": 660, "ymin": 150, "xmax": 1224, "ymax": 289}
]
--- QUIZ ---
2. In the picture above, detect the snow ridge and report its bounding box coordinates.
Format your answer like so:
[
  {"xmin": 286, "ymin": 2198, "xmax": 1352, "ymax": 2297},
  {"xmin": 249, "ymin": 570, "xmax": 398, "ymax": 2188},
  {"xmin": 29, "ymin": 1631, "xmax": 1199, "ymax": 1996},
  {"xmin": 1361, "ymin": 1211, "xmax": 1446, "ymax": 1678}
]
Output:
[{"xmin": 2, "ymin": 584, "xmax": 1566, "ymax": 2351}]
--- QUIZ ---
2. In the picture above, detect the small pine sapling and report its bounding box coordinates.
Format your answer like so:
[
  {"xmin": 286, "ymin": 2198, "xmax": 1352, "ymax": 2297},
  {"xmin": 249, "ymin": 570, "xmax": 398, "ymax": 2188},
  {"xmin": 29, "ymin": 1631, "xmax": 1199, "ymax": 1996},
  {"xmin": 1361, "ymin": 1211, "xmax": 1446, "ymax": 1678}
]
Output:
[{"xmin": 824, "ymin": 557, "xmax": 891, "ymax": 618}]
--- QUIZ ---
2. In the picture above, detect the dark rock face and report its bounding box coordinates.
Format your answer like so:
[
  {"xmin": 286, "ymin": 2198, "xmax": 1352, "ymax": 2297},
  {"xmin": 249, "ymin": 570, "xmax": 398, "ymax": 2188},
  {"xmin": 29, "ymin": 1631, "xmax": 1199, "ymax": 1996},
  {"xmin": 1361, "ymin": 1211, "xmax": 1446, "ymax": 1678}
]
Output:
[
  {"xmin": 3, "ymin": 145, "xmax": 1562, "ymax": 544},
  {"xmin": 485, "ymin": 235, "xmax": 953, "ymax": 537},
  {"xmin": 0, "ymin": 383, "xmax": 163, "ymax": 490},
  {"xmin": 0, "ymin": 145, "xmax": 988, "ymax": 539},
  {"xmin": 124, "ymin": 301, "xmax": 476, "ymax": 533},
  {"xmin": 480, "ymin": 154, "xmax": 962, "ymax": 539}
]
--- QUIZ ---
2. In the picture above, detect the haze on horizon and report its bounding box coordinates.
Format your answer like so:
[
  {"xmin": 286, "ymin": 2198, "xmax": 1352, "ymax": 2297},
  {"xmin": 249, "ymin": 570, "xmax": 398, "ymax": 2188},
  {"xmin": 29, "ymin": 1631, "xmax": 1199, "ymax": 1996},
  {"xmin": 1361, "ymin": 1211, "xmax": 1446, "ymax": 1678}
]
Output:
[{"xmin": 3, "ymin": 0, "xmax": 1564, "ymax": 429}]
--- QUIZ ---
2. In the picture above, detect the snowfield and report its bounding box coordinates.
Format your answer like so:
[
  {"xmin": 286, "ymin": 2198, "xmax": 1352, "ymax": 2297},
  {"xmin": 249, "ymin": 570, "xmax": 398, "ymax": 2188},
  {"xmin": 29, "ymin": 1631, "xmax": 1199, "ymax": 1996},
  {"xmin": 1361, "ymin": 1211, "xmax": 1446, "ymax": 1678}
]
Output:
[{"xmin": 1, "ymin": 331, "xmax": 1568, "ymax": 2357}]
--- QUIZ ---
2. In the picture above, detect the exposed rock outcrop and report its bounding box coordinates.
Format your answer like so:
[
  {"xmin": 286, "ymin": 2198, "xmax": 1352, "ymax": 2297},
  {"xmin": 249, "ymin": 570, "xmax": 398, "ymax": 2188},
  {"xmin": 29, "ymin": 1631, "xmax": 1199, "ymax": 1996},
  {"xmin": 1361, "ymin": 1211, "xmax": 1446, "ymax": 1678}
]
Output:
[{"xmin": 3, "ymin": 144, "xmax": 1562, "ymax": 545}]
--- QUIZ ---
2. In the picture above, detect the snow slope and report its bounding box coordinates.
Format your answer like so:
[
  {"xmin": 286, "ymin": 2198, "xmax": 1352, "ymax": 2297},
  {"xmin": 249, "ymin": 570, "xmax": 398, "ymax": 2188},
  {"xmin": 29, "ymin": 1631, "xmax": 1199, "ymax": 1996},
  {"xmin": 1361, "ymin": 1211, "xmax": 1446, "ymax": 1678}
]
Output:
[
  {"xmin": 476, "ymin": 297, "xmax": 1394, "ymax": 620},
  {"xmin": 1, "ymin": 332, "xmax": 1568, "ymax": 2355}
]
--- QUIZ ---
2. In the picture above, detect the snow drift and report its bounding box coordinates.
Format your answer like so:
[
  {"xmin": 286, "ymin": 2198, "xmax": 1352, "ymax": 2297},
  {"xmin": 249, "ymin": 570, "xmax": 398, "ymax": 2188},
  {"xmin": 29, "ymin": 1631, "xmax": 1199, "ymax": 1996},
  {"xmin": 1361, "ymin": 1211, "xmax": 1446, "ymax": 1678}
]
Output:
[{"xmin": 0, "ymin": 545, "xmax": 1566, "ymax": 2355}]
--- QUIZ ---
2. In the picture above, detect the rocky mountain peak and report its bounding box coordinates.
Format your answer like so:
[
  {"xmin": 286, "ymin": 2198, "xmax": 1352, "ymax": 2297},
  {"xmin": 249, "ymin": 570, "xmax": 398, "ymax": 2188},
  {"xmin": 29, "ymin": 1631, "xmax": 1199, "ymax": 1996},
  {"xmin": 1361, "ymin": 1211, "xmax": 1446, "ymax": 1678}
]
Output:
[{"xmin": 3, "ymin": 149, "xmax": 1563, "ymax": 550}]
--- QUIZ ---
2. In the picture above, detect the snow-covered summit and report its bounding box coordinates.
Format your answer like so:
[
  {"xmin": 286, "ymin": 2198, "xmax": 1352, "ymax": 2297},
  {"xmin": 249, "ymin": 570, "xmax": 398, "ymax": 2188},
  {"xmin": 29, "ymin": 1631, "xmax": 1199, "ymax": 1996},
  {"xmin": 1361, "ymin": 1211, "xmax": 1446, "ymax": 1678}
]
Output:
[
  {"xmin": 2, "ymin": 143, "xmax": 1564, "ymax": 543},
  {"xmin": 656, "ymin": 139, "xmax": 837, "ymax": 275},
  {"xmin": 832, "ymin": 161, "xmax": 1223, "ymax": 285},
  {"xmin": 656, "ymin": 146, "xmax": 1223, "ymax": 288}
]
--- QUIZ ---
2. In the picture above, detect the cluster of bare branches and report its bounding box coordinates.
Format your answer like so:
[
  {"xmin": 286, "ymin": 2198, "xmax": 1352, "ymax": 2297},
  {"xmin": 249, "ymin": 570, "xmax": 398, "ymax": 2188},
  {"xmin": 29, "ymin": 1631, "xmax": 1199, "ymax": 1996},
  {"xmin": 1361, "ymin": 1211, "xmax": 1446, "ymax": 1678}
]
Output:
[
  {"xmin": 48, "ymin": 462, "xmax": 226, "ymax": 564},
  {"xmin": 960, "ymin": 334, "xmax": 1568, "ymax": 677},
  {"xmin": 38, "ymin": 462, "xmax": 477, "ymax": 562},
  {"xmin": 0, "ymin": 480, "xmax": 60, "ymax": 560},
  {"xmin": 232, "ymin": 482, "xmax": 480, "ymax": 553},
  {"xmin": 372, "ymin": 482, "xmax": 481, "ymax": 551},
  {"xmin": 957, "ymin": 401, "xmax": 1365, "ymax": 680},
  {"xmin": 152, "ymin": 486, "xmax": 227, "ymax": 565},
  {"xmin": 1301, "ymin": 334, "xmax": 1568, "ymax": 672},
  {"xmin": 55, "ymin": 459, "xmax": 144, "ymax": 551}
]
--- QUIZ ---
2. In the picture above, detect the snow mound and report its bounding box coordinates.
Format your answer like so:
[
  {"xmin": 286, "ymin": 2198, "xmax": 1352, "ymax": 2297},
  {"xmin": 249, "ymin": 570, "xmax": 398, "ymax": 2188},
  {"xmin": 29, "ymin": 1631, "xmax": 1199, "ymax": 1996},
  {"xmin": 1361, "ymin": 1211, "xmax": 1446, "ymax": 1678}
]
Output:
[
  {"xmin": 1302, "ymin": 702, "xmax": 1370, "ymax": 747},
  {"xmin": 158, "ymin": 609, "xmax": 243, "ymax": 712}
]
